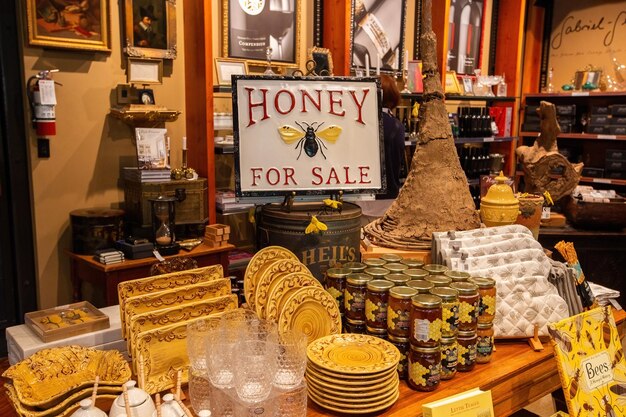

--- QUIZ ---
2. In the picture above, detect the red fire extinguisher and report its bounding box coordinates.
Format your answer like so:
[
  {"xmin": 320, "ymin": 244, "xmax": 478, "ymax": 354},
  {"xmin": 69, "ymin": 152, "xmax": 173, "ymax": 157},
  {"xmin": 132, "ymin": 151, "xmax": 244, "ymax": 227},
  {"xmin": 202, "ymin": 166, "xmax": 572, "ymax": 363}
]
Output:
[{"xmin": 27, "ymin": 69, "xmax": 59, "ymax": 136}]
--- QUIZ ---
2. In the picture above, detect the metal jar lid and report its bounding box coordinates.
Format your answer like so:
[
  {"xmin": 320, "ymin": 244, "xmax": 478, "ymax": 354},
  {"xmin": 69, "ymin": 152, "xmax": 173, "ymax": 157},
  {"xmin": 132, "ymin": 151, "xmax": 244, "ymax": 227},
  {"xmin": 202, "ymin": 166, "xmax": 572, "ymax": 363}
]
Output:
[
  {"xmin": 429, "ymin": 287, "xmax": 459, "ymax": 301},
  {"xmin": 381, "ymin": 253, "xmax": 403, "ymax": 262},
  {"xmin": 386, "ymin": 273, "xmax": 410, "ymax": 286},
  {"xmin": 404, "ymin": 268, "xmax": 429, "ymax": 279},
  {"xmin": 366, "ymin": 326, "xmax": 388, "ymax": 335},
  {"xmin": 345, "ymin": 317, "xmax": 366, "ymax": 325},
  {"xmin": 346, "ymin": 273, "xmax": 373, "ymax": 286},
  {"xmin": 363, "ymin": 258, "xmax": 386, "ymax": 267},
  {"xmin": 410, "ymin": 344, "xmax": 440, "ymax": 354},
  {"xmin": 477, "ymin": 322, "xmax": 493, "ymax": 330},
  {"xmin": 326, "ymin": 268, "xmax": 352, "ymax": 279},
  {"xmin": 450, "ymin": 282, "xmax": 479, "ymax": 295},
  {"xmin": 400, "ymin": 258, "xmax": 425, "ymax": 268},
  {"xmin": 423, "ymin": 264, "xmax": 449, "ymax": 275},
  {"xmin": 366, "ymin": 279, "xmax": 395, "ymax": 292},
  {"xmin": 469, "ymin": 276, "xmax": 496, "ymax": 289},
  {"xmin": 444, "ymin": 270, "xmax": 471, "ymax": 282},
  {"xmin": 343, "ymin": 262, "xmax": 367, "ymax": 272},
  {"xmin": 389, "ymin": 286, "xmax": 418, "ymax": 300},
  {"xmin": 364, "ymin": 267, "xmax": 390, "ymax": 278},
  {"xmin": 387, "ymin": 334, "xmax": 409, "ymax": 344},
  {"xmin": 411, "ymin": 294, "xmax": 442, "ymax": 308},
  {"xmin": 384, "ymin": 262, "xmax": 409, "ymax": 273},
  {"xmin": 457, "ymin": 329, "xmax": 477, "ymax": 338},
  {"xmin": 424, "ymin": 275, "xmax": 452, "ymax": 287},
  {"xmin": 440, "ymin": 335, "xmax": 456, "ymax": 344},
  {"xmin": 406, "ymin": 280, "xmax": 435, "ymax": 293}
]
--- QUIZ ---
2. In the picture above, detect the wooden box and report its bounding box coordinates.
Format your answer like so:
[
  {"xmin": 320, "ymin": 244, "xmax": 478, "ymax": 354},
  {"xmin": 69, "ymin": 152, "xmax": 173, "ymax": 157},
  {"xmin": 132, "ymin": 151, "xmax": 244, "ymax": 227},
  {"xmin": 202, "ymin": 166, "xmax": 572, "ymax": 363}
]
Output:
[
  {"xmin": 25, "ymin": 301, "xmax": 110, "ymax": 343},
  {"xmin": 563, "ymin": 195, "xmax": 626, "ymax": 229},
  {"xmin": 123, "ymin": 178, "xmax": 208, "ymax": 227}
]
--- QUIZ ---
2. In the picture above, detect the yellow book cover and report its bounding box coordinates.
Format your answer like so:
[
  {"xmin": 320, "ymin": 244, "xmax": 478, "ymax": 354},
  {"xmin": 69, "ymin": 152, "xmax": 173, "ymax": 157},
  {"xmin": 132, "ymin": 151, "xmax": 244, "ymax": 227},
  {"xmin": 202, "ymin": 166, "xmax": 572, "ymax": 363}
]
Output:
[
  {"xmin": 547, "ymin": 306, "xmax": 626, "ymax": 416},
  {"xmin": 422, "ymin": 388, "xmax": 494, "ymax": 417}
]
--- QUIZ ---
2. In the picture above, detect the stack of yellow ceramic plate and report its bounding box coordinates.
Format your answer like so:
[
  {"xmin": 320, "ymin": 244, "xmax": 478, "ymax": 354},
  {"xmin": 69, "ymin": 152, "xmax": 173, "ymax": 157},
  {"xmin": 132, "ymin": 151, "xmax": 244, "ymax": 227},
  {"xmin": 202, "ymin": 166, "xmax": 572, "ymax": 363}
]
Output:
[
  {"xmin": 244, "ymin": 246, "xmax": 341, "ymax": 342},
  {"xmin": 305, "ymin": 334, "xmax": 401, "ymax": 414}
]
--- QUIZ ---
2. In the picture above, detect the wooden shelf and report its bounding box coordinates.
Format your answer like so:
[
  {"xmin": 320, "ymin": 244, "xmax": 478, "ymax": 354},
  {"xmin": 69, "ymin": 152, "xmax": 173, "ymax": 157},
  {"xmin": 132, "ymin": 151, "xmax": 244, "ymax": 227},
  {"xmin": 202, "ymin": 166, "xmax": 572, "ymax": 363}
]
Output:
[
  {"xmin": 401, "ymin": 93, "xmax": 517, "ymax": 102},
  {"xmin": 455, "ymin": 136, "xmax": 515, "ymax": 144},
  {"xmin": 525, "ymin": 91, "xmax": 626, "ymax": 99},
  {"xmin": 109, "ymin": 105, "xmax": 180, "ymax": 125},
  {"xmin": 519, "ymin": 132, "xmax": 626, "ymax": 141},
  {"xmin": 516, "ymin": 170, "xmax": 626, "ymax": 186}
]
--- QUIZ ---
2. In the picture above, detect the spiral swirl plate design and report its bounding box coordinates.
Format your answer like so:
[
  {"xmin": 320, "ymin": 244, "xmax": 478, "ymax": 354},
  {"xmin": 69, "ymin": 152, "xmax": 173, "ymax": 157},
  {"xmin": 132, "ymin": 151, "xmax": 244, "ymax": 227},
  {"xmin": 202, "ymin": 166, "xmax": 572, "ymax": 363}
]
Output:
[
  {"xmin": 278, "ymin": 287, "xmax": 341, "ymax": 343},
  {"xmin": 244, "ymin": 246, "xmax": 298, "ymax": 309},
  {"xmin": 306, "ymin": 334, "xmax": 400, "ymax": 375},
  {"xmin": 265, "ymin": 272, "xmax": 322, "ymax": 322},
  {"xmin": 305, "ymin": 365, "xmax": 397, "ymax": 389},
  {"xmin": 254, "ymin": 259, "xmax": 311, "ymax": 319}
]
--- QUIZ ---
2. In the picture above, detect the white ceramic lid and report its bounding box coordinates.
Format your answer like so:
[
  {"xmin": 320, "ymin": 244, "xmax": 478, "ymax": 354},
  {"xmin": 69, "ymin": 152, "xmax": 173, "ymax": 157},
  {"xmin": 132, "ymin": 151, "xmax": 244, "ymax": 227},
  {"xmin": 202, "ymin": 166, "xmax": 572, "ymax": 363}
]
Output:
[{"xmin": 115, "ymin": 380, "xmax": 148, "ymax": 407}]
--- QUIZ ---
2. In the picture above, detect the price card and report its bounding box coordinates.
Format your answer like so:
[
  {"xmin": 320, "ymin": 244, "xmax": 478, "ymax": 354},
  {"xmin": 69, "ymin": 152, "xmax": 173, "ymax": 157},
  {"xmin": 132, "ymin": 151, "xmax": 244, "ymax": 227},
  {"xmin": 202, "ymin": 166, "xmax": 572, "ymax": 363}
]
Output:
[
  {"xmin": 597, "ymin": 135, "xmax": 617, "ymax": 140},
  {"xmin": 484, "ymin": 137, "xmax": 495, "ymax": 142},
  {"xmin": 571, "ymin": 92, "xmax": 590, "ymax": 96},
  {"xmin": 593, "ymin": 178, "xmax": 612, "ymax": 184},
  {"xmin": 541, "ymin": 206, "xmax": 551, "ymax": 220}
]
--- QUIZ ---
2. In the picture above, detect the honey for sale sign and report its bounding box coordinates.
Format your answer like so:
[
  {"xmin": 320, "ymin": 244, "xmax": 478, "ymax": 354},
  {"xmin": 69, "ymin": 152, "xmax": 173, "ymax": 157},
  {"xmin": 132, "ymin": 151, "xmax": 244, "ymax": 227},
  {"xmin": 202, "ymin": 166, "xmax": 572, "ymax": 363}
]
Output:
[{"xmin": 232, "ymin": 76, "xmax": 384, "ymax": 197}]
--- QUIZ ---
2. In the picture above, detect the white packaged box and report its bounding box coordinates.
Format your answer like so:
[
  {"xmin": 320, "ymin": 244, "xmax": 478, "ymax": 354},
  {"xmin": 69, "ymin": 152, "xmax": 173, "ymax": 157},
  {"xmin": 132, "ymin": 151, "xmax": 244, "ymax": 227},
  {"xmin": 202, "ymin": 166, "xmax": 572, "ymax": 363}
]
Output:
[{"xmin": 6, "ymin": 305, "xmax": 125, "ymax": 365}]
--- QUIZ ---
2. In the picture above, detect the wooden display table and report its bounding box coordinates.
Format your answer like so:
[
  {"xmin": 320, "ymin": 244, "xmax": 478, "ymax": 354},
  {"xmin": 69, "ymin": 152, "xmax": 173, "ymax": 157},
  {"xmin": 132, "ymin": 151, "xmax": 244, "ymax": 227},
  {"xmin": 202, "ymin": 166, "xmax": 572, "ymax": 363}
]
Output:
[{"xmin": 66, "ymin": 242, "xmax": 234, "ymax": 307}]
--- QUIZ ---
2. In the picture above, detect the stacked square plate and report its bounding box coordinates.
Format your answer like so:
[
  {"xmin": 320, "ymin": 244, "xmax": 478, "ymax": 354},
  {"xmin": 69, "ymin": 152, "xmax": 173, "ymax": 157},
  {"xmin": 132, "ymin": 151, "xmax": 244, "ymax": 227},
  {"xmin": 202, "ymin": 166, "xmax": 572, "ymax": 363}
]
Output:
[{"xmin": 305, "ymin": 334, "xmax": 401, "ymax": 414}]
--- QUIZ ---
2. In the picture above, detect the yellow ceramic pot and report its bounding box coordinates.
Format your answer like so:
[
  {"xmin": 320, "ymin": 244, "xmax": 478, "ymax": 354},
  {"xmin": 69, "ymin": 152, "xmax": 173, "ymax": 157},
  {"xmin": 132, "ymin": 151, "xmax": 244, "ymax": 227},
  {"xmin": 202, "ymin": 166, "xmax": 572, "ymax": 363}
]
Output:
[
  {"xmin": 479, "ymin": 172, "xmax": 520, "ymax": 227},
  {"xmin": 515, "ymin": 193, "xmax": 544, "ymax": 240}
]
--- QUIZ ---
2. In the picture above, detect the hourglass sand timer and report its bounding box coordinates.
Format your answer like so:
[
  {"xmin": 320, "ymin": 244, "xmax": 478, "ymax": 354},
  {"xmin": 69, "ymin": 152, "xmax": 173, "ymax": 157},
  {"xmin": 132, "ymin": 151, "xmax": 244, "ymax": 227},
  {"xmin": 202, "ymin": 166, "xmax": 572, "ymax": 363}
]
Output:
[{"xmin": 149, "ymin": 195, "xmax": 179, "ymax": 255}]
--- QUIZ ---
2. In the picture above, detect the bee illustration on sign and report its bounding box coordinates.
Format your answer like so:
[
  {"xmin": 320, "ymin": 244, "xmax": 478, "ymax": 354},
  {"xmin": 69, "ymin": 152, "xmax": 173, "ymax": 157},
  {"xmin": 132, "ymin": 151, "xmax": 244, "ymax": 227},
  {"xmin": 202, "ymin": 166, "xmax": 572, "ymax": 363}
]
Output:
[{"xmin": 278, "ymin": 121, "xmax": 342, "ymax": 159}]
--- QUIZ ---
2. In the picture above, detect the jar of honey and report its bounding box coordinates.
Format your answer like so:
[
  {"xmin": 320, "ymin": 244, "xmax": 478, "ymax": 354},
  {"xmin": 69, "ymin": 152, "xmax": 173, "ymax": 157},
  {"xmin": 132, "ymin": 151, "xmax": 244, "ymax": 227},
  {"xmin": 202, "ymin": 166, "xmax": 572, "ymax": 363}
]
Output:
[
  {"xmin": 344, "ymin": 273, "xmax": 372, "ymax": 322},
  {"xmin": 364, "ymin": 267, "xmax": 390, "ymax": 280},
  {"xmin": 469, "ymin": 276, "xmax": 497, "ymax": 324},
  {"xmin": 366, "ymin": 326, "xmax": 388, "ymax": 340},
  {"xmin": 325, "ymin": 268, "xmax": 351, "ymax": 316},
  {"xmin": 408, "ymin": 345, "xmax": 441, "ymax": 392},
  {"xmin": 387, "ymin": 286, "xmax": 418, "ymax": 338},
  {"xmin": 409, "ymin": 294, "xmax": 442, "ymax": 348},
  {"xmin": 344, "ymin": 318, "xmax": 366, "ymax": 334},
  {"xmin": 424, "ymin": 275, "xmax": 452, "ymax": 288},
  {"xmin": 450, "ymin": 282, "xmax": 479, "ymax": 332},
  {"xmin": 440, "ymin": 335, "xmax": 458, "ymax": 380},
  {"xmin": 429, "ymin": 287, "xmax": 459, "ymax": 337},
  {"xmin": 401, "ymin": 258, "xmax": 424, "ymax": 269},
  {"xmin": 476, "ymin": 322, "xmax": 494, "ymax": 363},
  {"xmin": 365, "ymin": 279, "xmax": 395, "ymax": 330},
  {"xmin": 381, "ymin": 253, "xmax": 403, "ymax": 263},
  {"xmin": 387, "ymin": 334, "xmax": 409, "ymax": 379},
  {"xmin": 343, "ymin": 261, "xmax": 367, "ymax": 273},
  {"xmin": 457, "ymin": 329, "xmax": 477, "ymax": 372},
  {"xmin": 444, "ymin": 270, "xmax": 470, "ymax": 284},
  {"xmin": 406, "ymin": 280, "xmax": 435, "ymax": 294},
  {"xmin": 385, "ymin": 273, "xmax": 410, "ymax": 287}
]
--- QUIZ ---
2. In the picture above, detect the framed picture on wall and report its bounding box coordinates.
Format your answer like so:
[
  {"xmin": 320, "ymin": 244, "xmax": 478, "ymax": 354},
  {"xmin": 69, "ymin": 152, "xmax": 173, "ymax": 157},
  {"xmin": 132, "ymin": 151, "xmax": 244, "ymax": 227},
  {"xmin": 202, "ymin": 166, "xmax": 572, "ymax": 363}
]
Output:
[
  {"xmin": 215, "ymin": 58, "xmax": 248, "ymax": 85},
  {"xmin": 25, "ymin": 0, "xmax": 111, "ymax": 52},
  {"xmin": 222, "ymin": 0, "xmax": 301, "ymax": 68},
  {"xmin": 123, "ymin": 0, "xmax": 177, "ymax": 59},
  {"xmin": 308, "ymin": 47, "xmax": 333, "ymax": 76},
  {"xmin": 350, "ymin": 0, "xmax": 408, "ymax": 73},
  {"xmin": 447, "ymin": 0, "xmax": 485, "ymax": 75}
]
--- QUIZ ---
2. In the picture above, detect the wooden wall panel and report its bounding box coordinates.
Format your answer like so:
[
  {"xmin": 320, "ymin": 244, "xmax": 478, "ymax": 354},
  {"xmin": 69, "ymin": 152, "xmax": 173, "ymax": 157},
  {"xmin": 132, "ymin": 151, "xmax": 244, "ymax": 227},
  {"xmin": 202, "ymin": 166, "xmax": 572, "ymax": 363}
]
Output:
[{"xmin": 322, "ymin": 0, "xmax": 351, "ymax": 75}]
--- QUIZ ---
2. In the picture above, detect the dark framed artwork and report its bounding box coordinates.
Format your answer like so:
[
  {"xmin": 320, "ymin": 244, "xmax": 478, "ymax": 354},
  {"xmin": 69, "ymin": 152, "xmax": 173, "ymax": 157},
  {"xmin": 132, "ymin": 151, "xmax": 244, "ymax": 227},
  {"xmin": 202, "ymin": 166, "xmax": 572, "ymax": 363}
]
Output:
[
  {"xmin": 447, "ymin": 0, "xmax": 486, "ymax": 75},
  {"xmin": 308, "ymin": 47, "xmax": 333, "ymax": 76},
  {"xmin": 124, "ymin": 0, "xmax": 177, "ymax": 59},
  {"xmin": 350, "ymin": 0, "xmax": 408, "ymax": 73},
  {"xmin": 26, "ymin": 0, "xmax": 111, "ymax": 52},
  {"xmin": 222, "ymin": 0, "xmax": 301, "ymax": 68}
]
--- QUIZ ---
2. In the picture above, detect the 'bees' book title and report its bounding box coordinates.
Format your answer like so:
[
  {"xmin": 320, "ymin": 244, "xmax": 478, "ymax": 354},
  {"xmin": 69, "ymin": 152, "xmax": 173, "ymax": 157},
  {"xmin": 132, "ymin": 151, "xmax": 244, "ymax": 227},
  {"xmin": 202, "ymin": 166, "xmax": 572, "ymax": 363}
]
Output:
[{"xmin": 548, "ymin": 306, "xmax": 626, "ymax": 416}]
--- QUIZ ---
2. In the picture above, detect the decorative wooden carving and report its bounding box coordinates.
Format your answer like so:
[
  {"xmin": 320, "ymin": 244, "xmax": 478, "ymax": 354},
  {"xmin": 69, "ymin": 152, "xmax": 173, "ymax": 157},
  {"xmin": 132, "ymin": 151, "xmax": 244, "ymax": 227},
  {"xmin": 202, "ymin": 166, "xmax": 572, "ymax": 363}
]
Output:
[{"xmin": 516, "ymin": 101, "xmax": 583, "ymax": 202}]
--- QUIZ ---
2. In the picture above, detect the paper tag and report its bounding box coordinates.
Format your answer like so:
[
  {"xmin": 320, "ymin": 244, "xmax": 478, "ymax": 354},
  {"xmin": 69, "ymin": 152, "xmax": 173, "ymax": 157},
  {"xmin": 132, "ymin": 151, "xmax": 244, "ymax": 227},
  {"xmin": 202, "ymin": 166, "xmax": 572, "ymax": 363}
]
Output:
[
  {"xmin": 483, "ymin": 136, "xmax": 495, "ymax": 142},
  {"xmin": 37, "ymin": 79, "xmax": 57, "ymax": 105},
  {"xmin": 541, "ymin": 206, "xmax": 551, "ymax": 219},
  {"xmin": 572, "ymin": 92, "xmax": 590, "ymax": 96},
  {"xmin": 597, "ymin": 135, "xmax": 617, "ymax": 140},
  {"xmin": 153, "ymin": 249, "xmax": 166, "ymax": 262},
  {"xmin": 593, "ymin": 178, "xmax": 612, "ymax": 184}
]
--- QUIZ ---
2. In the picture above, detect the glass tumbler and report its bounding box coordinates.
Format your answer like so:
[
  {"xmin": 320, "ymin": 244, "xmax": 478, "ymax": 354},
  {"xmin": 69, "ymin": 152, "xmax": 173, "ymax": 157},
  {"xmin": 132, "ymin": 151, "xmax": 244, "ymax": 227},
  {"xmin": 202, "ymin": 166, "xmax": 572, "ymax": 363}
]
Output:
[
  {"xmin": 188, "ymin": 365, "xmax": 212, "ymax": 414},
  {"xmin": 274, "ymin": 329, "xmax": 307, "ymax": 389},
  {"xmin": 276, "ymin": 381, "xmax": 308, "ymax": 417},
  {"xmin": 234, "ymin": 339, "xmax": 278, "ymax": 403}
]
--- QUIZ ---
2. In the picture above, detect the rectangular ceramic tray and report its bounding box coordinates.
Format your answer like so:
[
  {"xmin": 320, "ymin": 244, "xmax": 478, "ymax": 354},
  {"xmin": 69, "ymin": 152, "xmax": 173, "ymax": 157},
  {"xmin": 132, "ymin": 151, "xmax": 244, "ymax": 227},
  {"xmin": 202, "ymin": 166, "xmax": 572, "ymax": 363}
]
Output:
[
  {"xmin": 123, "ymin": 279, "xmax": 231, "ymax": 339},
  {"xmin": 118, "ymin": 265, "xmax": 224, "ymax": 337},
  {"xmin": 127, "ymin": 294, "xmax": 238, "ymax": 355},
  {"xmin": 24, "ymin": 301, "xmax": 109, "ymax": 343}
]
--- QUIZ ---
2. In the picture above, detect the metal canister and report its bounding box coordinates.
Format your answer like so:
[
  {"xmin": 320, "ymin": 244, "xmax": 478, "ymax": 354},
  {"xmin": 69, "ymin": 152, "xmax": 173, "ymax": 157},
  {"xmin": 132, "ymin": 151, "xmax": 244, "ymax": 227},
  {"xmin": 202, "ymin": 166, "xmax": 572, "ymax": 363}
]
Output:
[
  {"xmin": 325, "ymin": 268, "xmax": 351, "ymax": 316},
  {"xmin": 344, "ymin": 273, "xmax": 372, "ymax": 322},
  {"xmin": 365, "ymin": 279, "xmax": 395, "ymax": 330}
]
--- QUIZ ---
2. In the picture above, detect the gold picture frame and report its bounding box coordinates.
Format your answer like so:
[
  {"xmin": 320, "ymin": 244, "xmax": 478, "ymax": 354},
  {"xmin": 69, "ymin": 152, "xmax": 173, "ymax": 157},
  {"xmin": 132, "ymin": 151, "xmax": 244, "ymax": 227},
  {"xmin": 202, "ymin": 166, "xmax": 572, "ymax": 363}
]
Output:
[
  {"xmin": 222, "ymin": 0, "xmax": 301, "ymax": 68},
  {"xmin": 215, "ymin": 58, "xmax": 248, "ymax": 85},
  {"xmin": 124, "ymin": 0, "xmax": 177, "ymax": 59},
  {"xmin": 127, "ymin": 57, "xmax": 163, "ymax": 84},
  {"xmin": 25, "ymin": 0, "xmax": 111, "ymax": 52},
  {"xmin": 308, "ymin": 47, "xmax": 334, "ymax": 76},
  {"xmin": 445, "ymin": 71, "xmax": 463, "ymax": 95}
]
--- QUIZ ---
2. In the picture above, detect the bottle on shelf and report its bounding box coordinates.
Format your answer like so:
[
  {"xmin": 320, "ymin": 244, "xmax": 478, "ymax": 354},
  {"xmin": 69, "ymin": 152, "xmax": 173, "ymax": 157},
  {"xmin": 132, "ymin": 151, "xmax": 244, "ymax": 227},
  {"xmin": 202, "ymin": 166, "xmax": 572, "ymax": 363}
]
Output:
[{"xmin": 457, "ymin": 0, "xmax": 482, "ymax": 74}]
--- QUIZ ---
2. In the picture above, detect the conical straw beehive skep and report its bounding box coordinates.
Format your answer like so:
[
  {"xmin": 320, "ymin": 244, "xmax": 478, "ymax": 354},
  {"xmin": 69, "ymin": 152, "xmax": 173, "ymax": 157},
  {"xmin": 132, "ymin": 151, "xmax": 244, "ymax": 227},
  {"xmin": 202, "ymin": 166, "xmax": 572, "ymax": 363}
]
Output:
[{"xmin": 363, "ymin": 0, "xmax": 480, "ymax": 250}]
